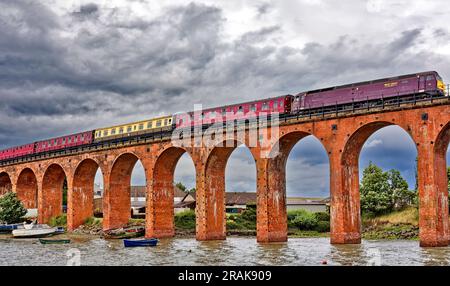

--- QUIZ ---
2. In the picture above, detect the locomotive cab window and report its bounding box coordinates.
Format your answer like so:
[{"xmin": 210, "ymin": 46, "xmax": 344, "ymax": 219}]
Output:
[{"xmin": 426, "ymin": 75, "xmax": 434, "ymax": 81}]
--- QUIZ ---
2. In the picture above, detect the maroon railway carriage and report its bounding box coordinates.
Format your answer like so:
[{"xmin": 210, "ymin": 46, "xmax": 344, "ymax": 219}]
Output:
[
  {"xmin": 175, "ymin": 95, "xmax": 293, "ymax": 129},
  {"xmin": 0, "ymin": 143, "xmax": 35, "ymax": 161},
  {"xmin": 292, "ymin": 71, "xmax": 445, "ymax": 113},
  {"xmin": 34, "ymin": 131, "xmax": 93, "ymax": 154}
]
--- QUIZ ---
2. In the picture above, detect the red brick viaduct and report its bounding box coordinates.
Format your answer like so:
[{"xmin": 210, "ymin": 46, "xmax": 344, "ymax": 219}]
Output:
[{"xmin": 0, "ymin": 99, "xmax": 449, "ymax": 247}]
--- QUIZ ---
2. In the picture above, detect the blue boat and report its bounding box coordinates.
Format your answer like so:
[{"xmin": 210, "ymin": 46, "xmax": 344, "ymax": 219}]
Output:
[{"xmin": 123, "ymin": 238, "xmax": 158, "ymax": 247}]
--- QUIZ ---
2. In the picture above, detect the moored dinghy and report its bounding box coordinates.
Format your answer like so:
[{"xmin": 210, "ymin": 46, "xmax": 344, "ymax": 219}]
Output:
[
  {"xmin": 12, "ymin": 223, "xmax": 58, "ymax": 238},
  {"xmin": 123, "ymin": 238, "xmax": 158, "ymax": 247},
  {"xmin": 39, "ymin": 238, "xmax": 71, "ymax": 244}
]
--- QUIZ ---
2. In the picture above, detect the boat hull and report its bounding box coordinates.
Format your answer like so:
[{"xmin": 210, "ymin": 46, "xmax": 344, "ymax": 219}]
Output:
[
  {"xmin": 39, "ymin": 239, "xmax": 71, "ymax": 244},
  {"xmin": 12, "ymin": 227, "xmax": 57, "ymax": 238},
  {"xmin": 123, "ymin": 239, "xmax": 158, "ymax": 247}
]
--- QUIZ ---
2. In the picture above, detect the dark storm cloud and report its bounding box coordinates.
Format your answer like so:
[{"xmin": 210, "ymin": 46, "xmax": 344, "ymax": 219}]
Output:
[{"xmin": 73, "ymin": 3, "xmax": 99, "ymax": 17}]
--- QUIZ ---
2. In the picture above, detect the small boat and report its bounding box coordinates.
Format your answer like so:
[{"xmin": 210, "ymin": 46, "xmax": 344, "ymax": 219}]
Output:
[
  {"xmin": 123, "ymin": 238, "xmax": 158, "ymax": 247},
  {"xmin": 12, "ymin": 224, "xmax": 58, "ymax": 238},
  {"xmin": 39, "ymin": 238, "xmax": 71, "ymax": 244}
]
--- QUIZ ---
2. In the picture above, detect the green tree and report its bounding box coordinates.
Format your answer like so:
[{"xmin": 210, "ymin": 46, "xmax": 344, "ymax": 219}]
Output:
[
  {"xmin": 175, "ymin": 182, "xmax": 187, "ymax": 192},
  {"xmin": 360, "ymin": 162, "xmax": 392, "ymax": 216},
  {"xmin": 360, "ymin": 163, "xmax": 416, "ymax": 216},
  {"xmin": 387, "ymin": 169, "xmax": 415, "ymax": 209},
  {"xmin": 0, "ymin": 192, "xmax": 27, "ymax": 224}
]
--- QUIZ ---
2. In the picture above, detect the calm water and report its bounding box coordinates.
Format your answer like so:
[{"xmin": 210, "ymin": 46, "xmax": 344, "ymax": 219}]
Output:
[{"xmin": 0, "ymin": 236, "xmax": 449, "ymax": 266}]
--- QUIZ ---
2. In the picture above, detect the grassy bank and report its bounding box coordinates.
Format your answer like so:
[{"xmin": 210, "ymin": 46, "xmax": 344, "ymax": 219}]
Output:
[{"xmin": 362, "ymin": 207, "xmax": 419, "ymax": 240}]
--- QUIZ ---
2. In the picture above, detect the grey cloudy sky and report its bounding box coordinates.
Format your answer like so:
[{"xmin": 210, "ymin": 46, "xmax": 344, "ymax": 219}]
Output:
[{"xmin": 1, "ymin": 0, "xmax": 450, "ymax": 197}]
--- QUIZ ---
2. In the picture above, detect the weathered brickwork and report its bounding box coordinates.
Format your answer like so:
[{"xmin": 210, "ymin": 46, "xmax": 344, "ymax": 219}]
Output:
[{"xmin": 0, "ymin": 102, "xmax": 448, "ymax": 247}]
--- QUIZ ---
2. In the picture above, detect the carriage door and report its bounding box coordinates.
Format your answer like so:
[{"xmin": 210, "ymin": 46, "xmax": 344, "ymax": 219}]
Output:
[{"xmin": 418, "ymin": 75, "xmax": 426, "ymax": 93}]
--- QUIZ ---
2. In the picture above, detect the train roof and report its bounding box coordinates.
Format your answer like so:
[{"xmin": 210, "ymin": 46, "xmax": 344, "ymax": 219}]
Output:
[
  {"xmin": 94, "ymin": 114, "xmax": 173, "ymax": 131},
  {"xmin": 184, "ymin": 94, "xmax": 293, "ymax": 115},
  {"xmin": 299, "ymin": 71, "xmax": 440, "ymax": 95}
]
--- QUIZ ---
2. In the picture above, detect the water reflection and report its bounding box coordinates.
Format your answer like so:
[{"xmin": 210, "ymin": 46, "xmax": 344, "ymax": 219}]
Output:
[{"xmin": 0, "ymin": 236, "xmax": 449, "ymax": 266}]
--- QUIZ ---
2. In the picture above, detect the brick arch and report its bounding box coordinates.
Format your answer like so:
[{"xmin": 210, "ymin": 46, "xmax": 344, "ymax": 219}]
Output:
[
  {"xmin": 16, "ymin": 168, "xmax": 38, "ymax": 209},
  {"xmin": 262, "ymin": 131, "xmax": 328, "ymax": 242},
  {"xmin": 146, "ymin": 146, "xmax": 192, "ymax": 238},
  {"xmin": 0, "ymin": 171, "xmax": 12, "ymax": 196},
  {"xmin": 68, "ymin": 158, "xmax": 103, "ymax": 231},
  {"xmin": 103, "ymin": 152, "xmax": 145, "ymax": 230},
  {"xmin": 337, "ymin": 121, "xmax": 416, "ymax": 244},
  {"xmin": 199, "ymin": 139, "xmax": 256, "ymax": 240},
  {"xmin": 40, "ymin": 163, "xmax": 67, "ymax": 224}
]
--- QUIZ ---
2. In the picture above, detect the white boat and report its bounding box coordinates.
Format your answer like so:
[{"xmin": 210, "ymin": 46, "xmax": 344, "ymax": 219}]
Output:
[{"xmin": 12, "ymin": 223, "xmax": 57, "ymax": 238}]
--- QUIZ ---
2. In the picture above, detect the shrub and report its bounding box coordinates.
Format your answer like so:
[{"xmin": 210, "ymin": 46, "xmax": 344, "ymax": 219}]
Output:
[
  {"xmin": 226, "ymin": 220, "xmax": 242, "ymax": 230},
  {"xmin": 48, "ymin": 214, "xmax": 67, "ymax": 227},
  {"xmin": 0, "ymin": 192, "xmax": 27, "ymax": 224},
  {"xmin": 175, "ymin": 210, "xmax": 196, "ymax": 230},
  {"xmin": 291, "ymin": 210, "xmax": 318, "ymax": 230},
  {"xmin": 315, "ymin": 221, "xmax": 330, "ymax": 233},
  {"xmin": 240, "ymin": 207, "xmax": 256, "ymax": 223},
  {"xmin": 314, "ymin": 212, "xmax": 330, "ymax": 222}
]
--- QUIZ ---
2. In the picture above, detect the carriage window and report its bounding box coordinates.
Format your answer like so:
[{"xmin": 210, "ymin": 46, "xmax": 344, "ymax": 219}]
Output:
[
  {"xmin": 156, "ymin": 120, "xmax": 161, "ymax": 127},
  {"xmin": 262, "ymin": 102, "xmax": 268, "ymax": 110},
  {"xmin": 104, "ymin": 130, "xmax": 108, "ymax": 136},
  {"xmin": 222, "ymin": 108, "xmax": 227, "ymax": 116},
  {"xmin": 238, "ymin": 106, "xmax": 243, "ymax": 112},
  {"xmin": 210, "ymin": 111, "xmax": 216, "ymax": 118},
  {"xmin": 280, "ymin": 100, "xmax": 284, "ymax": 107},
  {"xmin": 127, "ymin": 126, "xmax": 132, "ymax": 132},
  {"xmin": 74, "ymin": 137, "xmax": 78, "ymax": 143},
  {"xmin": 111, "ymin": 129, "xmax": 116, "ymax": 135},
  {"xmin": 134, "ymin": 126, "xmax": 137, "ymax": 130},
  {"xmin": 273, "ymin": 101, "xmax": 278, "ymax": 109},
  {"xmin": 119, "ymin": 128, "xmax": 124, "ymax": 134},
  {"xmin": 139, "ymin": 124, "xmax": 144, "ymax": 130},
  {"xmin": 62, "ymin": 138, "xmax": 66, "ymax": 144},
  {"xmin": 164, "ymin": 119, "xmax": 168, "ymax": 125},
  {"xmin": 147, "ymin": 122, "xmax": 152, "ymax": 128},
  {"xmin": 250, "ymin": 104, "xmax": 256, "ymax": 112}
]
